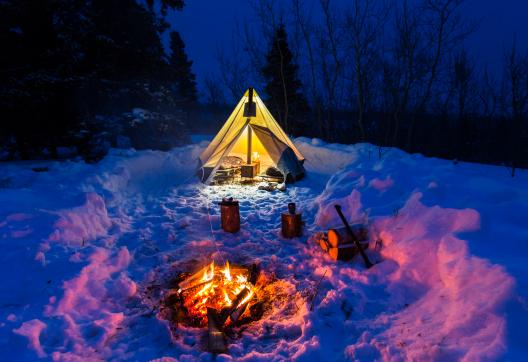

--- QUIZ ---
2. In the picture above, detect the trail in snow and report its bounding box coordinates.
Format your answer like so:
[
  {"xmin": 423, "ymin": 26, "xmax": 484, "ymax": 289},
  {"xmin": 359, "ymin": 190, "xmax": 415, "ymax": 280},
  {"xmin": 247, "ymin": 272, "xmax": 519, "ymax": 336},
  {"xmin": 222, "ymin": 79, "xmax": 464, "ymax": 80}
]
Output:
[{"xmin": 0, "ymin": 138, "xmax": 526, "ymax": 361}]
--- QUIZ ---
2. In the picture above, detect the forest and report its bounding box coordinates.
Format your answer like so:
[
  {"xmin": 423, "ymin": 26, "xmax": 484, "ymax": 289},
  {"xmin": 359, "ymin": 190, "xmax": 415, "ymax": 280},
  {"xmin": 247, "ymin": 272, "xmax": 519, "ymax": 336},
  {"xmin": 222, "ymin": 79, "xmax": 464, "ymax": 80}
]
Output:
[{"xmin": 1, "ymin": 0, "xmax": 527, "ymax": 173}]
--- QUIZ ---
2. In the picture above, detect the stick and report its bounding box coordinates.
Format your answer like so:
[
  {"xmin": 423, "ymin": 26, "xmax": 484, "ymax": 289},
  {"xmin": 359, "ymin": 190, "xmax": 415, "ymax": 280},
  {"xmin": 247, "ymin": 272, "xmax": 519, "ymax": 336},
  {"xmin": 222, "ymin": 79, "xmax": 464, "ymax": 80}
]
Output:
[
  {"xmin": 310, "ymin": 268, "xmax": 328, "ymax": 311},
  {"xmin": 334, "ymin": 205, "xmax": 373, "ymax": 269}
]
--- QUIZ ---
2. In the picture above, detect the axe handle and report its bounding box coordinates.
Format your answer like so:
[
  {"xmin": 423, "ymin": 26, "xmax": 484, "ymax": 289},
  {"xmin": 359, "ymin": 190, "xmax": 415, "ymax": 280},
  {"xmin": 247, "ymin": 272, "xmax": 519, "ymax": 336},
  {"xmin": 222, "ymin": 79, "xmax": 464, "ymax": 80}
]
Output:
[{"xmin": 334, "ymin": 204, "xmax": 373, "ymax": 269}]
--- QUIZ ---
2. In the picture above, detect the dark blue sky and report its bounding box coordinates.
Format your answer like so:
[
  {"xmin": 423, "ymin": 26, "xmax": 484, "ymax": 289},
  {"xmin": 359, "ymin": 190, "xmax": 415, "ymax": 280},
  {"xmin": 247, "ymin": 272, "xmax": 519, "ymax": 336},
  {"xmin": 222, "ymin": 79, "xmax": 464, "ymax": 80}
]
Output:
[{"xmin": 168, "ymin": 0, "xmax": 528, "ymax": 93}]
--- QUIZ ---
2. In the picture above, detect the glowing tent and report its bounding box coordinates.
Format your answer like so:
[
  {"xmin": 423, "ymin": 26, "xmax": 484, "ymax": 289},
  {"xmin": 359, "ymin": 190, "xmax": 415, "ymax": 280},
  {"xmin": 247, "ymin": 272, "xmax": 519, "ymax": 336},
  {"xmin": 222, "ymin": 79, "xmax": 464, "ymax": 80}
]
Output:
[{"xmin": 198, "ymin": 88, "xmax": 305, "ymax": 184}]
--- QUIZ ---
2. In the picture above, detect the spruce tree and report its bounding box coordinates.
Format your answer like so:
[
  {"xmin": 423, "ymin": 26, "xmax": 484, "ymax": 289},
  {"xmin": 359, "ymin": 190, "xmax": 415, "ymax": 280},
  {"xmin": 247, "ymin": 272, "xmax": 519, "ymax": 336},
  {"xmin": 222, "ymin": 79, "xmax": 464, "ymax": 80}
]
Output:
[
  {"xmin": 0, "ymin": 0, "xmax": 186, "ymax": 159},
  {"xmin": 169, "ymin": 31, "xmax": 198, "ymax": 105},
  {"xmin": 261, "ymin": 24, "xmax": 308, "ymax": 135}
]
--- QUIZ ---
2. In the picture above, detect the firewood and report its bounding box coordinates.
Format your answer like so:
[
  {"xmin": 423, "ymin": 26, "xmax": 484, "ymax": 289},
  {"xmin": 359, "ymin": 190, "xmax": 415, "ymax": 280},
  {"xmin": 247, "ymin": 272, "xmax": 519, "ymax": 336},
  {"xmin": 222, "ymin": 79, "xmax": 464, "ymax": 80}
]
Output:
[
  {"xmin": 218, "ymin": 287, "xmax": 252, "ymax": 325},
  {"xmin": 328, "ymin": 243, "xmax": 367, "ymax": 261},
  {"xmin": 327, "ymin": 225, "xmax": 368, "ymax": 248},
  {"xmin": 316, "ymin": 232, "xmax": 368, "ymax": 261},
  {"xmin": 229, "ymin": 287, "xmax": 252, "ymax": 323},
  {"xmin": 318, "ymin": 234, "xmax": 330, "ymax": 252},
  {"xmin": 178, "ymin": 280, "xmax": 212, "ymax": 294},
  {"xmin": 177, "ymin": 264, "xmax": 213, "ymax": 291},
  {"xmin": 248, "ymin": 263, "xmax": 259, "ymax": 285},
  {"xmin": 334, "ymin": 205, "xmax": 373, "ymax": 268},
  {"xmin": 230, "ymin": 300, "xmax": 249, "ymax": 323},
  {"xmin": 207, "ymin": 308, "xmax": 227, "ymax": 353}
]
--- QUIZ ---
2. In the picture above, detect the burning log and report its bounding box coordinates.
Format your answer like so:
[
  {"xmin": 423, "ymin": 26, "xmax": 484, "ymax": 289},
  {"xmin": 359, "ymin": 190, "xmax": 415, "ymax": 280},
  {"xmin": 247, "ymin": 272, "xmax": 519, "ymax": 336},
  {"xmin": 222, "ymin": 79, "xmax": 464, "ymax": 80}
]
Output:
[
  {"xmin": 177, "ymin": 262, "xmax": 215, "ymax": 292},
  {"xmin": 216, "ymin": 285, "xmax": 255, "ymax": 326},
  {"xmin": 229, "ymin": 287, "xmax": 253, "ymax": 323},
  {"xmin": 177, "ymin": 261, "xmax": 257, "ymax": 325}
]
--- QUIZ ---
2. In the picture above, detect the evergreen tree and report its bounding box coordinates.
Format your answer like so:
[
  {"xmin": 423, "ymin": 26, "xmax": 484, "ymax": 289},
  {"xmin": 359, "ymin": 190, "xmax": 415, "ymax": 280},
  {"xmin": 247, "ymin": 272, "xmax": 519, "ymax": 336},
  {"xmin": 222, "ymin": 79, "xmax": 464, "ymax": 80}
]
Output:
[
  {"xmin": 261, "ymin": 24, "xmax": 308, "ymax": 134},
  {"xmin": 169, "ymin": 31, "xmax": 198, "ymax": 104},
  {"xmin": 0, "ymin": 0, "xmax": 186, "ymax": 160},
  {"xmin": 0, "ymin": 0, "xmax": 86, "ymax": 158}
]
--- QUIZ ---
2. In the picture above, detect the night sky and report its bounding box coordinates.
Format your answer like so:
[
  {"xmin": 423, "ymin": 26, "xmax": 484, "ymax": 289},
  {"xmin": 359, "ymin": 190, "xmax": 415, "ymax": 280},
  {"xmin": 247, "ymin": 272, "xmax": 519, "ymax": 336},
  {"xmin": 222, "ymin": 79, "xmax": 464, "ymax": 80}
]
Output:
[{"xmin": 168, "ymin": 0, "xmax": 528, "ymax": 94}]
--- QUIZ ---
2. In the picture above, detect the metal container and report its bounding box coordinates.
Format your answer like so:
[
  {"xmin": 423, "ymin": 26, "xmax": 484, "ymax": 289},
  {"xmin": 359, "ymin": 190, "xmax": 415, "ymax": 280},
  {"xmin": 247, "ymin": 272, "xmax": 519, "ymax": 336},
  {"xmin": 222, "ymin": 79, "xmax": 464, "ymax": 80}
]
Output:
[
  {"xmin": 281, "ymin": 203, "xmax": 302, "ymax": 238},
  {"xmin": 218, "ymin": 198, "xmax": 240, "ymax": 233}
]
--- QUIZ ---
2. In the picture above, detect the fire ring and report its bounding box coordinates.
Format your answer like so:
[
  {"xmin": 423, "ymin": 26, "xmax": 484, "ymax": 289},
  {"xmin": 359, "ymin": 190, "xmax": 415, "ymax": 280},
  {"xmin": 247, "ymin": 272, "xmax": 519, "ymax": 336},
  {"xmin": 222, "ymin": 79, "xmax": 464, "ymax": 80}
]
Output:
[{"xmin": 158, "ymin": 260, "xmax": 267, "ymax": 353}]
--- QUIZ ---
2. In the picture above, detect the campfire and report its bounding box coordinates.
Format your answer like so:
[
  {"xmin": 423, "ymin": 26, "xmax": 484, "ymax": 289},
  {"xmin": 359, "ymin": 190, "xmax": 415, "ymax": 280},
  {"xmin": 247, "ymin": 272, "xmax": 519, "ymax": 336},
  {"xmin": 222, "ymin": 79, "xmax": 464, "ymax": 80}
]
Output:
[
  {"xmin": 157, "ymin": 260, "xmax": 264, "ymax": 353},
  {"xmin": 148, "ymin": 258, "xmax": 307, "ymax": 355},
  {"xmin": 177, "ymin": 260, "xmax": 258, "ymax": 327}
]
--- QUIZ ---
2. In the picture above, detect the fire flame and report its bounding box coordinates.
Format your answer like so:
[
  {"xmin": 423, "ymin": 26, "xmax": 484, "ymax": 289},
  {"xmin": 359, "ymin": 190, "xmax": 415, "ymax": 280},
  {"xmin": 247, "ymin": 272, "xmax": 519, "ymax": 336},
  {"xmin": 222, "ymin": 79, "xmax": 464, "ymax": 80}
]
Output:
[{"xmin": 179, "ymin": 261, "xmax": 256, "ymax": 325}]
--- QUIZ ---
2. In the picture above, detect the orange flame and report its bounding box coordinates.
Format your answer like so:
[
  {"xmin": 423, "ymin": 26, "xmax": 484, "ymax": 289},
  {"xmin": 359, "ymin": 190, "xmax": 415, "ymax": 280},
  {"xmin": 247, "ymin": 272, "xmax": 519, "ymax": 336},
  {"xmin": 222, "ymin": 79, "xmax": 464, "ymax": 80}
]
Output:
[{"xmin": 179, "ymin": 261, "xmax": 255, "ymax": 325}]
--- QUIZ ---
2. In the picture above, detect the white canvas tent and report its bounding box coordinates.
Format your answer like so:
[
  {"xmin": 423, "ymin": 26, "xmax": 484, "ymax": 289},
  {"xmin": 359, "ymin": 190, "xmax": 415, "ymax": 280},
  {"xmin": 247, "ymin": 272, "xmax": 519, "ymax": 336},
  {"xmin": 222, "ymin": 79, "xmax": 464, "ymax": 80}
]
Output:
[{"xmin": 198, "ymin": 88, "xmax": 305, "ymax": 184}]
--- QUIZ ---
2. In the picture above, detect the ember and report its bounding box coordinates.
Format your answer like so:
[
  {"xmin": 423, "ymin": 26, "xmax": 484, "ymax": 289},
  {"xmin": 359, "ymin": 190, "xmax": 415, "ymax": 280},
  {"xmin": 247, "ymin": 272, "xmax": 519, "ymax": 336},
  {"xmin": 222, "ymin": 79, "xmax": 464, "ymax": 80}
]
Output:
[{"xmin": 177, "ymin": 261, "xmax": 257, "ymax": 326}]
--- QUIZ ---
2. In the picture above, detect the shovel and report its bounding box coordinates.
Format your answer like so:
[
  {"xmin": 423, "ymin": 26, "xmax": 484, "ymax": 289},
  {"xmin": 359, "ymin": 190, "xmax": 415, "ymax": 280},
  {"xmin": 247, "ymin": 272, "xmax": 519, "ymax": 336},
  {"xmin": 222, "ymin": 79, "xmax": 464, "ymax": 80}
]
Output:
[{"xmin": 334, "ymin": 204, "xmax": 373, "ymax": 269}]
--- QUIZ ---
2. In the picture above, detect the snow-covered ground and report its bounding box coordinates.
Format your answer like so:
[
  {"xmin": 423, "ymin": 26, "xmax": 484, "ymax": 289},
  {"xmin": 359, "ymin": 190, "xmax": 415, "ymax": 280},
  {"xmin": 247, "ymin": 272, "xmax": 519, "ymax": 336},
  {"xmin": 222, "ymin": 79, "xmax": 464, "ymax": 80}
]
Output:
[{"xmin": 1, "ymin": 138, "xmax": 527, "ymax": 361}]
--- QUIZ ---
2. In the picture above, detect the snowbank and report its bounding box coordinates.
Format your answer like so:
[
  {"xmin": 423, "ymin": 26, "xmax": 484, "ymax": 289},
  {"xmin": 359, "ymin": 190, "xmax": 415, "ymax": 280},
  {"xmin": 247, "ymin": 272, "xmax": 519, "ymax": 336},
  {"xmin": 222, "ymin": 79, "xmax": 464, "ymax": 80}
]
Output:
[
  {"xmin": 312, "ymin": 142, "xmax": 521, "ymax": 360},
  {"xmin": 13, "ymin": 320, "xmax": 47, "ymax": 358},
  {"xmin": 89, "ymin": 145, "xmax": 203, "ymax": 196},
  {"xmin": 47, "ymin": 192, "xmax": 112, "ymax": 246},
  {"xmin": 44, "ymin": 247, "xmax": 134, "ymax": 361},
  {"xmin": 295, "ymin": 137, "xmax": 360, "ymax": 175}
]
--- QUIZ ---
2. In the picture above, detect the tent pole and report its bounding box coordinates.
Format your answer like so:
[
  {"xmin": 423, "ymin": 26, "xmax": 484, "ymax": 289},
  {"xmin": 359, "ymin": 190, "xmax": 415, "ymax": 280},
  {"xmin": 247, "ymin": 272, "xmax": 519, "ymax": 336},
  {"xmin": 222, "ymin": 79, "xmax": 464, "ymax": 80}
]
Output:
[{"xmin": 247, "ymin": 123, "xmax": 252, "ymax": 164}]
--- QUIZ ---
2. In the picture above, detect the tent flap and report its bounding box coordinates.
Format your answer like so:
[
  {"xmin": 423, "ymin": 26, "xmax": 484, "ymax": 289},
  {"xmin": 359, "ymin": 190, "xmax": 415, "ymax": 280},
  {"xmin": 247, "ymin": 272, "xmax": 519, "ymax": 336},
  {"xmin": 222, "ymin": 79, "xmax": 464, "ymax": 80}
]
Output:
[{"xmin": 251, "ymin": 124, "xmax": 304, "ymax": 181}]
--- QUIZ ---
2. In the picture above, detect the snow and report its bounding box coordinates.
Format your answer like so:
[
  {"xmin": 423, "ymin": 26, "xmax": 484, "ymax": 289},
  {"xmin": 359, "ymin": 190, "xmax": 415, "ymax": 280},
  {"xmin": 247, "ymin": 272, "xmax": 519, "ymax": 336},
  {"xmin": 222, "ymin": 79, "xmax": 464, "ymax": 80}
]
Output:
[{"xmin": 1, "ymin": 138, "xmax": 527, "ymax": 361}]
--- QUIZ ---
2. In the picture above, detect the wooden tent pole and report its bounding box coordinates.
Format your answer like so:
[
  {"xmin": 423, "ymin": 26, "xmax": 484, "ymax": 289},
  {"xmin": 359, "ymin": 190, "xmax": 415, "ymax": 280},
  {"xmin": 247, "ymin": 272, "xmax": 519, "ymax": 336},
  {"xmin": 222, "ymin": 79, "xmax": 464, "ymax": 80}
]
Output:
[
  {"xmin": 247, "ymin": 123, "xmax": 252, "ymax": 164},
  {"xmin": 246, "ymin": 87, "xmax": 254, "ymax": 165}
]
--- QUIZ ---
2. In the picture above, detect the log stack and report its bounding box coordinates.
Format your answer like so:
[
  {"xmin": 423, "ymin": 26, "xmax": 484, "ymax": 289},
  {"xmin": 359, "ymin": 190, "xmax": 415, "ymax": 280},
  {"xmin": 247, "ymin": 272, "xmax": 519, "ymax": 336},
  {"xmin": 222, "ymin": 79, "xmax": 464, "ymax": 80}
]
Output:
[{"xmin": 318, "ymin": 225, "xmax": 369, "ymax": 261}]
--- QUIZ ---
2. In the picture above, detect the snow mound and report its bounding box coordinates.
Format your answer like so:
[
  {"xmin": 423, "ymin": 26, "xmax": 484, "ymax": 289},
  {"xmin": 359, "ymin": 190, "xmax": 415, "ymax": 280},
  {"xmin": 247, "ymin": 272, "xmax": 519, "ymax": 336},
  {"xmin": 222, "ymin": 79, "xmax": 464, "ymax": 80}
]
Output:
[
  {"xmin": 315, "ymin": 159, "xmax": 515, "ymax": 361},
  {"xmin": 13, "ymin": 320, "xmax": 47, "ymax": 358},
  {"xmin": 47, "ymin": 192, "xmax": 112, "ymax": 246},
  {"xmin": 89, "ymin": 145, "xmax": 203, "ymax": 197},
  {"xmin": 42, "ymin": 247, "xmax": 135, "ymax": 361},
  {"xmin": 295, "ymin": 138, "xmax": 359, "ymax": 175}
]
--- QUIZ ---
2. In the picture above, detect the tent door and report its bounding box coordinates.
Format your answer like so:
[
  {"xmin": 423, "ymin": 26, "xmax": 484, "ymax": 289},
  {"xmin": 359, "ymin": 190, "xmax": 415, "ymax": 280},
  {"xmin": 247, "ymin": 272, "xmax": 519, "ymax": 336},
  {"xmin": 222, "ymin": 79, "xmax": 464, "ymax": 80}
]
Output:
[{"xmin": 203, "ymin": 120, "xmax": 251, "ymax": 184}]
